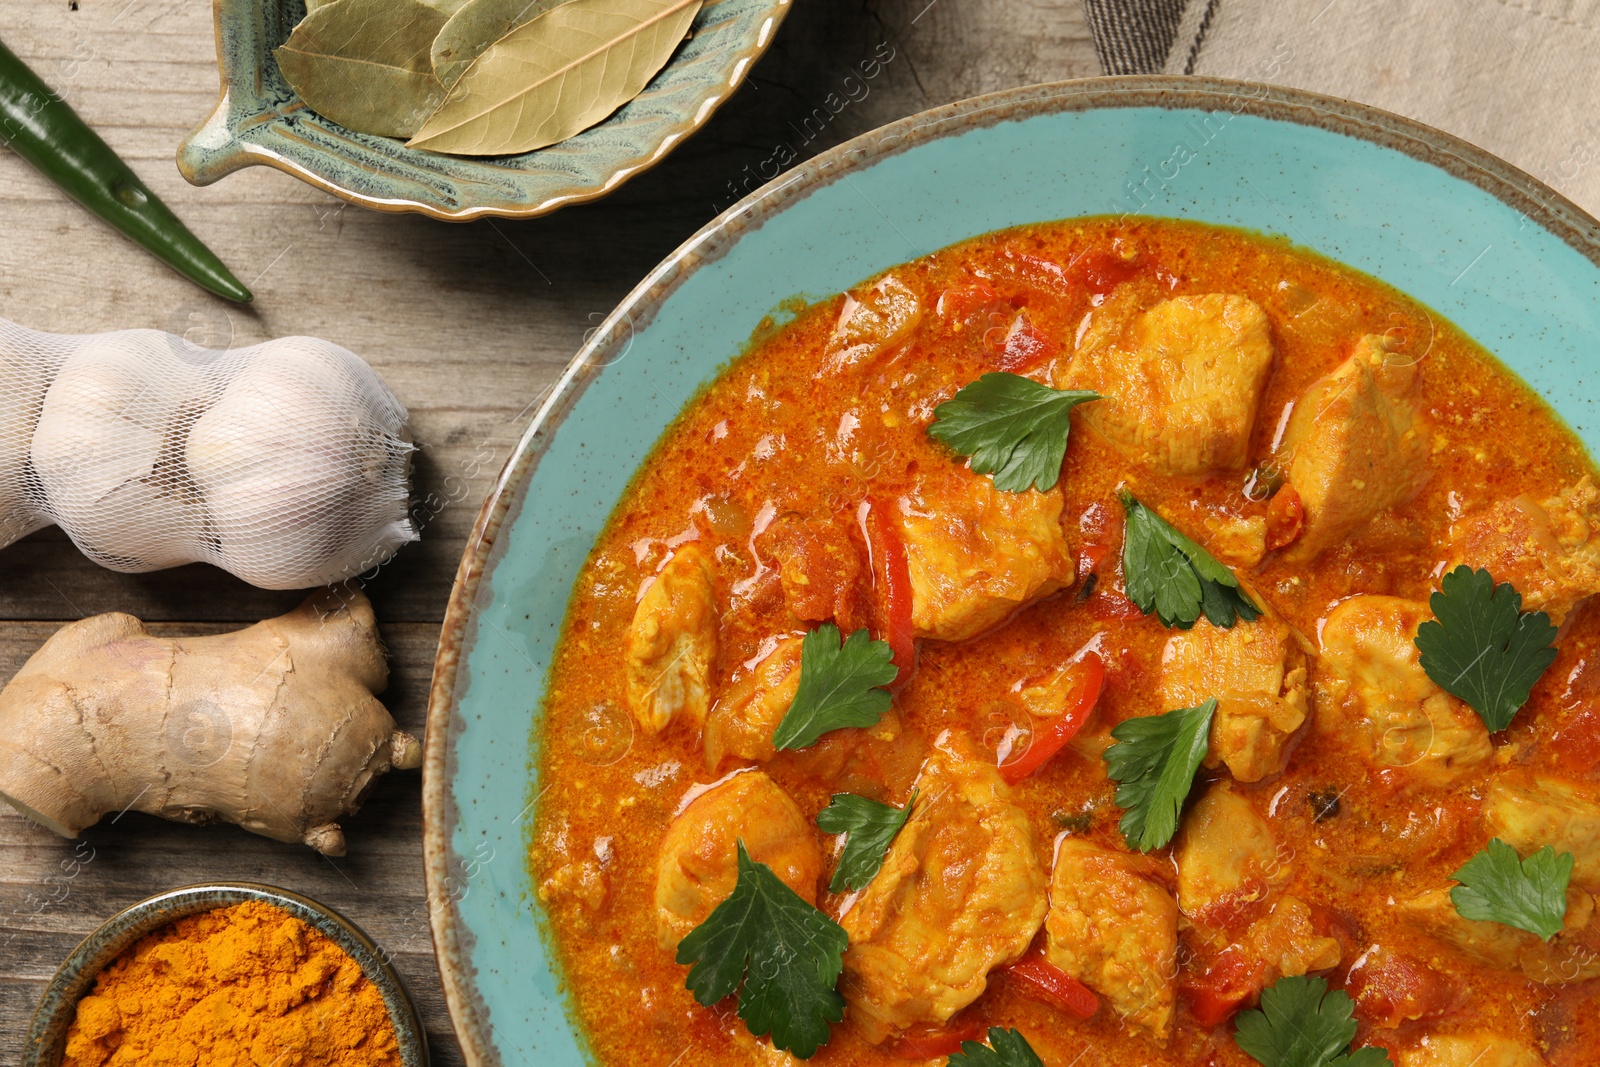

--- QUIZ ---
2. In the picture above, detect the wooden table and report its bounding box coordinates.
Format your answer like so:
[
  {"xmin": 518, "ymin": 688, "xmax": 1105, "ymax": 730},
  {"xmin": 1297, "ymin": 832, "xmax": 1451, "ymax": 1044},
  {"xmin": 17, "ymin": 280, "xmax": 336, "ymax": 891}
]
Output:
[{"xmin": 0, "ymin": 2, "xmax": 1097, "ymax": 1062}]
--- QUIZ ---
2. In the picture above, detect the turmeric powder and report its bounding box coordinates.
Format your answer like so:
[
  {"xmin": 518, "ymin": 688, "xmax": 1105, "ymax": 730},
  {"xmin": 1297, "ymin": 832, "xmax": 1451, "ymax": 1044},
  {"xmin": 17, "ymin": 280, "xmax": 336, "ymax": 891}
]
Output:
[{"xmin": 63, "ymin": 901, "xmax": 403, "ymax": 1067}]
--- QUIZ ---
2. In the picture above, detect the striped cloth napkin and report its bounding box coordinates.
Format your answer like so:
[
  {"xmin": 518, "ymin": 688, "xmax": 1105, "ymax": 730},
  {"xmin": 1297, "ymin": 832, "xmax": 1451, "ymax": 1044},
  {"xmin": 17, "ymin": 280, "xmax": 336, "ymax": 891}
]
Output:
[{"xmin": 1081, "ymin": 0, "xmax": 1600, "ymax": 218}]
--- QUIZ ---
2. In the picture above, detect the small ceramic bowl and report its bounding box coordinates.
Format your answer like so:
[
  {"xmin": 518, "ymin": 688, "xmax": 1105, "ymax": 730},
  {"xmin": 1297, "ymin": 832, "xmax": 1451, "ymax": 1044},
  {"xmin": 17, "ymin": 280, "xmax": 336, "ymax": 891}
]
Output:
[
  {"xmin": 22, "ymin": 882, "xmax": 428, "ymax": 1067},
  {"xmin": 177, "ymin": 0, "xmax": 791, "ymax": 221}
]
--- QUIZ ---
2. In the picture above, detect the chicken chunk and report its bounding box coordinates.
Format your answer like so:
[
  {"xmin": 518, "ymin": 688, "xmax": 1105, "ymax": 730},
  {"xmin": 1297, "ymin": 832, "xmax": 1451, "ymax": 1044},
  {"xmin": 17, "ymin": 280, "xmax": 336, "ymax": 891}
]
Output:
[
  {"xmin": 1061, "ymin": 292, "xmax": 1274, "ymax": 477},
  {"xmin": 1173, "ymin": 792, "xmax": 1338, "ymax": 988},
  {"xmin": 1158, "ymin": 615, "xmax": 1311, "ymax": 783},
  {"xmin": 1277, "ymin": 334, "xmax": 1430, "ymax": 559},
  {"xmin": 1174, "ymin": 783, "xmax": 1282, "ymax": 930},
  {"xmin": 626, "ymin": 544, "xmax": 718, "ymax": 735},
  {"xmin": 1397, "ymin": 1033, "xmax": 1546, "ymax": 1067},
  {"xmin": 1447, "ymin": 478, "xmax": 1600, "ymax": 624},
  {"xmin": 702, "ymin": 637, "xmax": 803, "ymax": 769},
  {"xmin": 1205, "ymin": 514, "xmax": 1269, "ymax": 569},
  {"xmin": 1398, "ymin": 883, "xmax": 1600, "ymax": 982},
  {"xmin": 1485, "ymin": 773, "xmax": 1600, "ymax": 892},
  {"xmin": 1317, "ymin": 596, "xmax": 1492, "ymax": 782},
  {"xmin": 1045, "ymin": 840, "xmax": 1179, "ymax": 1041},
  {"xmin": 1239, "ymin": 895, "xmax": 1342, "ymax": 981},
  {"xmin": 840, "ymin": 742, "xmax": 1047, "ymax": 1043},
  {"xmin": 654, "ymin": 770, "xmax": 823, "ymax": 952},
  {"xmin": 759, "ymin": 513, "xmax": 869, "ymax": 633},
  {"xmin": 1398, "ymin": 887, "xmax": 1526, "ymax": 971},
  {"xmin": 898, "ymin": 470, "xmax": 1074, "ymax": 643}
]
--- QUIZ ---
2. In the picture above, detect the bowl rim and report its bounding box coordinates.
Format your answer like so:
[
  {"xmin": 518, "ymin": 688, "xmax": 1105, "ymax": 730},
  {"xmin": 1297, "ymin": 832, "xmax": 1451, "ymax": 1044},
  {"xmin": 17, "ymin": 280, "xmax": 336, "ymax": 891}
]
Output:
[
  {"xmin": 180, "ymin": 0, "xmax": 794, "ymax": 222},
  {"xmin": 421, "ymin": 72, "xmax": 1600, "ymax": 1066},
  {"xmin": 23, "ymin": 880, "xmax": 429, "ymax": 1067}
]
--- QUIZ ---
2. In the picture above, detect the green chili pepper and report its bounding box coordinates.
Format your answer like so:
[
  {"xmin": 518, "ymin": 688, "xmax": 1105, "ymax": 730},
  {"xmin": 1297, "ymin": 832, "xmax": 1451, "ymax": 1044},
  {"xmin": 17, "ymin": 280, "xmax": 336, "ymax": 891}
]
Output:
[{"xmin": 0, "ymin": 36, "xmax": 251, "ymax": 303}]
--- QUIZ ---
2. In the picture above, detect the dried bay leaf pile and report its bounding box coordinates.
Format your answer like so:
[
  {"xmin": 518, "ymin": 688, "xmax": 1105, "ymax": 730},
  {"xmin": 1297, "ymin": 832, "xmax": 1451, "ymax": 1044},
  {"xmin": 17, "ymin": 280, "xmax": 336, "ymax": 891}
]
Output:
[{"xmin": 275, "ymin": 0, "xmax": 704, "ymax": 156}]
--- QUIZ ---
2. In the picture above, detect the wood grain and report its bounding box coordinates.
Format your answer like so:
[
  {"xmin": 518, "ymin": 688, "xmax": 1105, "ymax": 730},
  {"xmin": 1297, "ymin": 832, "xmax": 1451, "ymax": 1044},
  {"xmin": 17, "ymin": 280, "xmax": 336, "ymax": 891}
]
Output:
[{"xmin": 0, "ymin": 1, "xmax": 1096, "ymax": 1062}]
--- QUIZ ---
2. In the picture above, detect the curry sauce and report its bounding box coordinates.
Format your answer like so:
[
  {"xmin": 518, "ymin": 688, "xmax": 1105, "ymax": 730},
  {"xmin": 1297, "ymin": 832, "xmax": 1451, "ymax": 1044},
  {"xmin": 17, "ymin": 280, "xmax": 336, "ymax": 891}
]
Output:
[{"xmin": 533, "ymin": 218, "xmax": 1600, "ymax": 1066}]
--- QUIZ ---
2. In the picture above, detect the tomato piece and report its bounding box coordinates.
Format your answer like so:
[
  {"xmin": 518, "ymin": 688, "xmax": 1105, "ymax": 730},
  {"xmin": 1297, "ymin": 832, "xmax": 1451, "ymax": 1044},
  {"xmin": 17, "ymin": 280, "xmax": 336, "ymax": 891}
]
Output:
[
  {"xmin": 1346, "ymin": 946, "xmax": 1454, "ymax": 1029},
  {"xmin": 1182, "ymin": 949, "xmax": 1266, "ymax": 1027},
  {"xmin": 985, "ymin": 312, "xmax": 1056, "ymax": 373},
  {"xmin": 1555, "ymin": 704, "xmax": 1600, "ymax": 776},
  {"xmin": 1265, "ymin": 486, "xmax": 1304, "ymax": 551},
  {"xmin": 1067, "ymin": 247, "xmax": 1140, "ymax": 294},
  {"xmin": 999, "ymin": 653, "xmax": 1105, "ymax": 784},
  {"xmin": 1005, "ymin": 954, "xmax": 1100, "ymax": 1020},
  {"xmin": 1184, "ymin": 882, "xmax": 1271, "ymax": 936},
  {"xmin": 887, "ymin": 1018, "xmax": 987, "ymax": 1059},
  {"xmin": 759, "ymin": 513, "xmax": 871, "ymax": 633},
  {"xmin": 862, "ymin": 498, "xmax": 917, "ymax": 686},
  {"xmin": 1075, "ymin": 541, "xmax": 1111, "ymax": 602},
  {"xmin": 1075, "ymin": 501, "xmax": 1121, "ymax": 602},
  {"xmin": 935, "ymin": 282, "xmax": 1003, "ymax": 325},
  {"xmin": 1077, "ymin": 541, "xmax": 1111, "ymax": 576}
]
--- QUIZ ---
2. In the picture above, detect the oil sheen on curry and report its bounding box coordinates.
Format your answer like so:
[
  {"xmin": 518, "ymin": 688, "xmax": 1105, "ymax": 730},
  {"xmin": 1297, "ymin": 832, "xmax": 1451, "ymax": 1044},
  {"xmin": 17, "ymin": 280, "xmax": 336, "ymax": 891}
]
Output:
[{"xmin": 533, "ymin": 218, "xmax": 1600, "ymax": 1067}]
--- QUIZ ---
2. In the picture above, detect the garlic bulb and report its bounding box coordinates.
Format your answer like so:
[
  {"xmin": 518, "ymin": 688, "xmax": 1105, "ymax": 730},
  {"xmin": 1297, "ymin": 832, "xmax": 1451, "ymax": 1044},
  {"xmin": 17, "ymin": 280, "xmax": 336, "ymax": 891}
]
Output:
[
  {"xmin": 0, "ymin": 322, "xmax": 57, "ymax": 548},
  {"xmin": 1, "ymin": 317, "xmax": 416, "ymax": 590},
  {"xmin": 31, "ymin": 332, "xmax": 210, "ymax": 571},
  {"xmin": 186, "ymin": 338, "xmax": 415, "ymax": 589}
]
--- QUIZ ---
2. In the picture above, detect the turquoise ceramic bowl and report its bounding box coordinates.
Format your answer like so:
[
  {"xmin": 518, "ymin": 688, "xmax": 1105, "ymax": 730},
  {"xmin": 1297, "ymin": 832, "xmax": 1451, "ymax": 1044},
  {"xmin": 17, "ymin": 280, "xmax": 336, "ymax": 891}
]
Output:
[
  {"xmin": 178, "ymin": 0, "xmax": 790, "ymax": 220},
  {"xmin": 422, "ymin": 77, "xmax": 1600, "ymax": 1066},
  {"xmin": 23, "ymin": 882, "xmax": 427, "ymax": 1066}
]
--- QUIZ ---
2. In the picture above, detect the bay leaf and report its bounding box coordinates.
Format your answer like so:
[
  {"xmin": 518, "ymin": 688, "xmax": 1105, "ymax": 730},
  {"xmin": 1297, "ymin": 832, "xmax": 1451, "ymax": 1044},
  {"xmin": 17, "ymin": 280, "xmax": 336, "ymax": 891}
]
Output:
[
  {"xmin": 407, "ymin": 0, "xmax": 703, "ymax": 156},
  {"xmin": 276, "ymin": 0, "xmax": 449, "ymax": 139},
  {"xmin": 431, "ymin": 0, "xmax": 573, "ymax": 89}
]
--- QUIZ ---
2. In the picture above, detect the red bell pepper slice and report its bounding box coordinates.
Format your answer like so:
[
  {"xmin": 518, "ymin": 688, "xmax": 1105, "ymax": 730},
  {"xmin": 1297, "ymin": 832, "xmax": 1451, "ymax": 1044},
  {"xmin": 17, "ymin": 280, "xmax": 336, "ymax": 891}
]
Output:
[
  {"xmin": 887, "ymin": 1018, "xmax": 987, "ymax": 1059},
  {"xmin": 1005, "ymin": 954, "xmax": 1100, "ymax": 1020},
  {"xmin": 1187, "ymin": 983, "xmax": 1254, "ymax": 1028},
  {"xmin": 1182, "ymin": 949, "xmax": 1265, "ymax": 1027},
  {"xmin": 863, "ymin": 498, "xmax": 916, "ymax": 686},
  {"xmin": 998, "ymin": 653, "xmax": 1105, "ymax": 784}
]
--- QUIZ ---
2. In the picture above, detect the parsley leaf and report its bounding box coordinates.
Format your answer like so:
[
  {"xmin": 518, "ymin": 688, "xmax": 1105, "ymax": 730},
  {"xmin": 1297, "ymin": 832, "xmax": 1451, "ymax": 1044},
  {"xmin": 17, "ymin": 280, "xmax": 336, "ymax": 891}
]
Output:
[
  {"xmin": 1120, "ymin": 492, "xmax": 1260, "ymax": 629},
  {"xmin": 1414, "ymin": 565, "xmax": 1558, "ymax": 732},
  {"xmin": 927, "ymin": 372, "xmax": 1099, "ymax": 492},
  {"xmin": 1234, "ymin": 975, "xmax": 1394, "ymax": 1067},
  {"xmin": 816, "ymin": 789, "xmax": 917, "ymax": 894},
  {"xmin": 1450, "ymin": 837, "xmax": 1573, "ymax": 940},
  {"xmin": 946, "ymin": 1027, "xmax": 1046, "ymax": 1067},
  {"xmin": 676, "ymin": 842, "xmax": 848, "ymax": 1058},
  {"xmin": 1104, "ymin": 698, "xmax": 1216, "ymax": 852},
  {"xmin": 772, "ymin": 624, "xmax": 897, "ymax": 751}
]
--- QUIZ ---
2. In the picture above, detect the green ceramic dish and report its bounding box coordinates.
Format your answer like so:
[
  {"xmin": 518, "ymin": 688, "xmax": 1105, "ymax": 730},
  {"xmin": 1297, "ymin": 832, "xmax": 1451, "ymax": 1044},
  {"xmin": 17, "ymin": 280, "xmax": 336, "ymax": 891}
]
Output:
[
  {"xmin": 423, "ymin": 77, "xmax": 1600, "ymax": 1066},
  {"xmin": 178, "ymin": 0, "xmax": 791, "ymax": 221},
  {"xmin": 22, "ymin": 882, "xmax": 428, "ymax": 1066}
]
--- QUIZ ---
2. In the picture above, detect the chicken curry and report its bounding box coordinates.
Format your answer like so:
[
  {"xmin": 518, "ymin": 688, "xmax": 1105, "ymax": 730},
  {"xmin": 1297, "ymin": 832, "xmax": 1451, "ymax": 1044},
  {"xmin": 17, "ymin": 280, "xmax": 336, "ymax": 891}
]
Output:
[{"xmin": 532, "ymin": 217, "xmax": 1600, "ymax": 1067}]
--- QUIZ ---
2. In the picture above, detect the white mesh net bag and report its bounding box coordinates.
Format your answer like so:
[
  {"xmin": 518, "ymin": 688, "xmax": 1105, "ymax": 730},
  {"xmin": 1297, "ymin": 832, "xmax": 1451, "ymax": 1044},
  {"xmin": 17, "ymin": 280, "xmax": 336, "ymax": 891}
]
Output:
[{"xmin": 0, "ymin": 318, "xmax": 416, "ymax": 590}]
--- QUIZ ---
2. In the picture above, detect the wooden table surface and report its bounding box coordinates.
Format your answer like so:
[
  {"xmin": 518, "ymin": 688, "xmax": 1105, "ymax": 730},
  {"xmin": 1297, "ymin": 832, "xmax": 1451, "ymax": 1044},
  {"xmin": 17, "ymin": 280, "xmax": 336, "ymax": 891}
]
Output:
[{"xmin": 0, "ymin": 2, "xmax": 1098, "ymax": 1062}]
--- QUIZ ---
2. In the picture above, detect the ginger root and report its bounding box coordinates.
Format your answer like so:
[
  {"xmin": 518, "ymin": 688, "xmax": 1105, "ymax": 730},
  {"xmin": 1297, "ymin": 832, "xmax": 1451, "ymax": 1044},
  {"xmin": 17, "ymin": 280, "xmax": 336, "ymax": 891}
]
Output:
[{"xmin": 0, "ymin": 589, "xmax": 420, "ymax": 855}]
